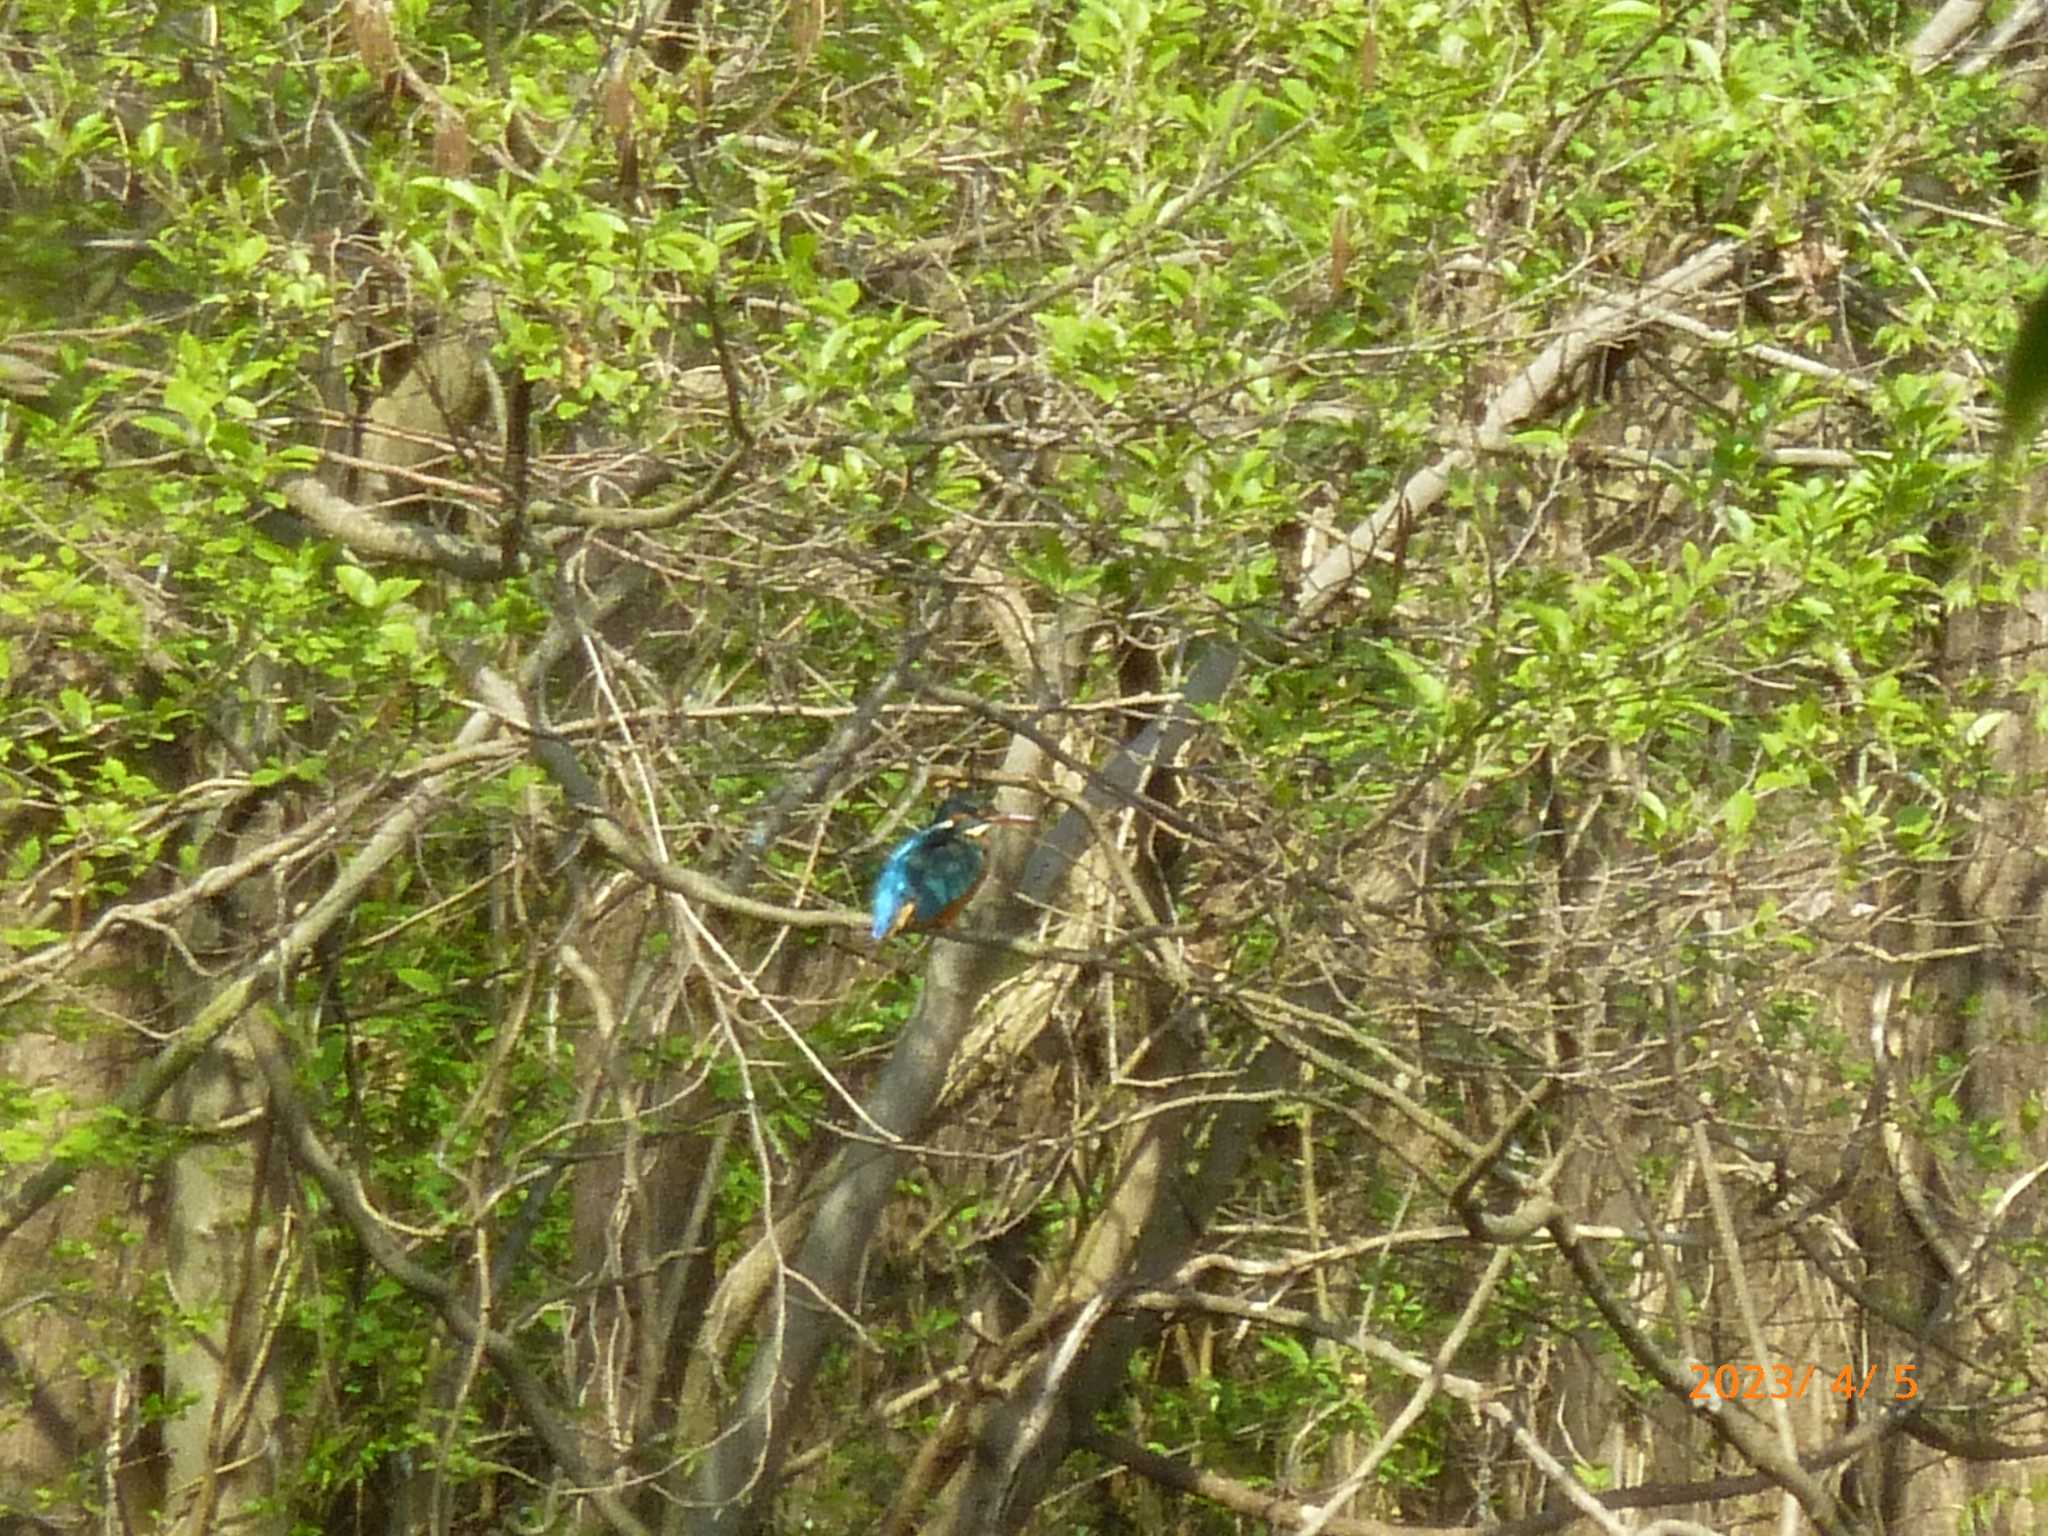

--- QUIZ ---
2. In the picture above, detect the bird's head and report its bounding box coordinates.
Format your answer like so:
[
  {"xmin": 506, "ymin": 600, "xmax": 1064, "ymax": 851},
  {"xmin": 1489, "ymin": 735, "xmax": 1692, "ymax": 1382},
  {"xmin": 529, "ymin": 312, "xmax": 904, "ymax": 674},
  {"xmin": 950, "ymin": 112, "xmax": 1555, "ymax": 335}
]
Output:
[{"xmin": 931, "ymin": 794, "xmax": 1036, "ymax": 837}]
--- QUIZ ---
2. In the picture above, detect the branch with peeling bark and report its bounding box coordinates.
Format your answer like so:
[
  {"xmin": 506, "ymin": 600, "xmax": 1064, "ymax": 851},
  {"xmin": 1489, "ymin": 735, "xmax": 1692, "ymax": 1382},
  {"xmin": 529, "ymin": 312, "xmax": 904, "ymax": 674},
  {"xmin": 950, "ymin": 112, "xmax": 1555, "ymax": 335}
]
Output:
[
  {"xmin": 282, "ymin": 475, "xmax": 507, "ymax": 580},
  {"xmin": 1294, "ymin": 241, "xmax": 1745, "ymax": 621}
]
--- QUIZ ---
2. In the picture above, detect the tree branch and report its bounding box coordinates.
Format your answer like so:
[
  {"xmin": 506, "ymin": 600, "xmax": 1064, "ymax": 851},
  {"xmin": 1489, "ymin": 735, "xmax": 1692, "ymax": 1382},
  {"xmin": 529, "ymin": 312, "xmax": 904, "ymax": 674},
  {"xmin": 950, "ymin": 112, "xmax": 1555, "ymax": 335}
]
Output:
[{"xmin": 282, "ymin": 474, "xmax": 507, "ymax": 580}]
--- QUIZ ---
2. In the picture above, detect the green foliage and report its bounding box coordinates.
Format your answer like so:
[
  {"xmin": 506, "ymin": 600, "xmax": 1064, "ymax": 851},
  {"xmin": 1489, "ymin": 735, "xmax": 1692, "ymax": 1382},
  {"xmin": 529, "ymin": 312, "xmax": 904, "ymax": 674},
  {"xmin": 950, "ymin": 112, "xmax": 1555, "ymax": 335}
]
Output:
[
  {"xmin": 2003, "ymin": 283, "xmax": 2048, "ymax": 448},
  {"xmin": 5, "ymin": 0, "xmax": 2048, "ymax": 1526}
]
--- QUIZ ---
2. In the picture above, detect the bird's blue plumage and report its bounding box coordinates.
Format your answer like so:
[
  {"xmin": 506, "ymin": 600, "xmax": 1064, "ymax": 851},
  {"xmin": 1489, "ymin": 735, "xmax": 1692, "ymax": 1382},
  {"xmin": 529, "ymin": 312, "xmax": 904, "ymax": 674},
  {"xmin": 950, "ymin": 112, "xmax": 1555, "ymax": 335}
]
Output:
[{"xmin": 869, "ymin": 797, "xmax": 1004, "ymax": 940}]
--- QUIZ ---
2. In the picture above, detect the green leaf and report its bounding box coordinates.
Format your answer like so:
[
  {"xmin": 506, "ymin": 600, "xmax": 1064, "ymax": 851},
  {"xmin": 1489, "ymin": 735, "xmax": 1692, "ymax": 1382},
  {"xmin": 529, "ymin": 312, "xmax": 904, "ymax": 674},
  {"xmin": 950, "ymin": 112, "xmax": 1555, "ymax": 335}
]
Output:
[
  {"xmin": 336, "ymin": 565, "xmax": 379, "ymax": 607},
  {"xmin": 2003, "ymin": 284, "xmax": 2048, "ymax": 447},
  {"xmin": 1965, "ymin": 710, "xmax": 2009, "ymax": 746},
  {"xmin": 1722, "ymin": 788, "xmax": 1756, "ymax": 839},
  {"xmin": 1392, "ymin": 132, "xmax": 1433, "ymax": 174},
  {"xmin": 1260, "ymin": 1334, "xmax": 1312, "ymax": 1371},
  {"xmin": 1527, "ymin": 604, "xmax": 1572, "ymax": 650},
  {"xmin": 1386, "ymin": 647, "xmax": 1447, "ymax": 711},
  {"xmin": 378, "ymin": 617, "xmax": 420, "ymax": 656}
]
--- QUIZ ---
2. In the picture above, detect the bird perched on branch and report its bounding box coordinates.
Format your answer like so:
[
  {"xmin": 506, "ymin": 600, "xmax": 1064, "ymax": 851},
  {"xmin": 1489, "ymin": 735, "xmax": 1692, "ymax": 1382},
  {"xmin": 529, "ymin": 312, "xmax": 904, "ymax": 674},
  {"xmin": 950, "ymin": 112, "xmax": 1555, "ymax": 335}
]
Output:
[{"xmin": 870, "ymin": 796, "xmax": 1036, "ymax": 941}]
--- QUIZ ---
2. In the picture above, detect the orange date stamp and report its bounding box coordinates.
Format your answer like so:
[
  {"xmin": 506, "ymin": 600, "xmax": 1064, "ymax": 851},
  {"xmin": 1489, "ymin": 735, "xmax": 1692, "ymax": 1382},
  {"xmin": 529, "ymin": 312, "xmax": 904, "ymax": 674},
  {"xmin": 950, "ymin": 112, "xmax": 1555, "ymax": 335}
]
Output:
[{"xmin": 1689, "ymin": 1363, "xmax": 1918, "ymax": 1403}]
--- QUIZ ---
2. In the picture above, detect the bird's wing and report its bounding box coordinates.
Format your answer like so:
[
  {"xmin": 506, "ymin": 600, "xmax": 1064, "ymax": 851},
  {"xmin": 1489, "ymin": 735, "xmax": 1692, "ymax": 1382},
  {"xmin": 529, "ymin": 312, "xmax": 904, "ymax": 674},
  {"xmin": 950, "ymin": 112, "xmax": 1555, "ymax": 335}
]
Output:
[
  {"xmin": 913, "ymin": 837, "xmax": 988, "ymax": 926},
  {"xmin": 870, "ymin": 838, "xmax": 927, "ymax": 940}
]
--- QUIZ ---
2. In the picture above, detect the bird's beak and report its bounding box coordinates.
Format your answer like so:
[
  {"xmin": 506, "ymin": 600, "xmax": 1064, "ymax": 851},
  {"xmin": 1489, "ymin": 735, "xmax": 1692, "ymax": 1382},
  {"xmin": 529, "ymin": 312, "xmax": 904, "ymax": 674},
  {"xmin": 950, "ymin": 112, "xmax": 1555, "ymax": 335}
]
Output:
[{"xmin": 959, "ymin": 814, "xmax": 1035, "ymax": 840}]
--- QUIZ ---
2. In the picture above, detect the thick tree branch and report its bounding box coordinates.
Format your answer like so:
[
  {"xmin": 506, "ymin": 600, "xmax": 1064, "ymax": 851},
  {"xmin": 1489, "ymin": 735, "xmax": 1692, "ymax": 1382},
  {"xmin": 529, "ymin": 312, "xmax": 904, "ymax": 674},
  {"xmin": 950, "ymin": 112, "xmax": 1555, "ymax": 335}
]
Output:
[
  {"xmin": 1076, "ymin": 1427, "xmax": 1472, "ymax": 1536},
  {"xmin": 1295, "ymin": 240, "xmax": 1745, "ymax": 620},
  {"xmin": 282, "ymin": 474, "xmax": 507, "ymax": 580},
  {"xmin": 686, "ymin": 639, "xmax": 1239, "ymax": 1536}
]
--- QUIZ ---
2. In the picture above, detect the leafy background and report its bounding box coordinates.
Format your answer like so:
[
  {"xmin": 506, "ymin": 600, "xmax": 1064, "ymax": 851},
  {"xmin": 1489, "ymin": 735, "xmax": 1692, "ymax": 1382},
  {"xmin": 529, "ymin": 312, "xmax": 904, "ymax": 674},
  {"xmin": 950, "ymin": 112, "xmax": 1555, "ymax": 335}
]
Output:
[{"xmin": 2, "ymin": 0, "xmax": 2047, "ymax": 1532}]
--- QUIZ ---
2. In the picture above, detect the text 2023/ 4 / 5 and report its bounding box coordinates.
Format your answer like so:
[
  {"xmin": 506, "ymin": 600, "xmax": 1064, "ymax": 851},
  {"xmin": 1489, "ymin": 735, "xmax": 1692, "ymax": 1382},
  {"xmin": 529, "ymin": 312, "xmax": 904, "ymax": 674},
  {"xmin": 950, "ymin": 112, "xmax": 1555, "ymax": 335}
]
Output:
[{"xmin": 1689, "ymin": 1363, "xmax": 1918, "ymax": 1402}]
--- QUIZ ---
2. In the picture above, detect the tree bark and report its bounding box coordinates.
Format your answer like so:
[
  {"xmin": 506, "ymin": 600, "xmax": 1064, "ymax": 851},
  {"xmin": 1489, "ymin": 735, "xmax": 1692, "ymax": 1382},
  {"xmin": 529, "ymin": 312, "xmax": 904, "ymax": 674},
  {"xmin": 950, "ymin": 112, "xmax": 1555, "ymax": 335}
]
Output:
[{"xmin": 686, "ymin": 641, "xmax": 1238, "ymax": 1535}]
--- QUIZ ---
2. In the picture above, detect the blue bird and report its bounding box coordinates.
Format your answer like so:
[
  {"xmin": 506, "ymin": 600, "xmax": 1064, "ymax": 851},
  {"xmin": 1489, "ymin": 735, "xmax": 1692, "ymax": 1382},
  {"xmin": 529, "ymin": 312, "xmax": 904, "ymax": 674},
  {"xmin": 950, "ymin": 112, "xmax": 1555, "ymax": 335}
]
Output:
[{"xmin": 870, "ymin": 796, "xmax": 1035, "ymax": 941}]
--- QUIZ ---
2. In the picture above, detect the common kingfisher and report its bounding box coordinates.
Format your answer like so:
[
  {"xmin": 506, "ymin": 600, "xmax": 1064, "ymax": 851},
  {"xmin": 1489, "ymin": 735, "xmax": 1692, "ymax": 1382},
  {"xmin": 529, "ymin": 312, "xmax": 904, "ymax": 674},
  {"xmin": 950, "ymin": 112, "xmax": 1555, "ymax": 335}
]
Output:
[{"xmin": 869, "ymin": 796, "xmax": 1035, "ymax": 941}]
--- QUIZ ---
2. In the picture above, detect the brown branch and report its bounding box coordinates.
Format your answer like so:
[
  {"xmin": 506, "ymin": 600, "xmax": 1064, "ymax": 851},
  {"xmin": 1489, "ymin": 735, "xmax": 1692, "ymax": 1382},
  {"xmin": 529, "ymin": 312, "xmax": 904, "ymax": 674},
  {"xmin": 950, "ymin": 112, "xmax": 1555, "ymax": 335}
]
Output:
[
  {"xmin": 463, "ymin": 667, "xmax": 869, "ymax": 931},
  {"xmin": 1076, "ymin": 1427, "xmax": 1474, "ymax": 1536},
  {"xmin": 537, "ymin": 445, "xmax": 747, "ymax": 530},
  {"xmin": 1295, "ymin": 240, "xmax": 1745, "ymax": 620},
  {"xmin": 1904, "ymin": 1416, "xmax": 2048, "ymax": 1462},
  {"xmin": 0, "ymin": 797, "xmax": 354, "ymax": 999},
  {"xmin": 1543, "ymin": 1211, "xmax": 1855, "ymax": 1536},
  {"xmin": 282, "ymin": 474, "xmax": 506, "ymax": 580},
  {"xmin": 688, "ymin": 642, "xmax": 1241, "ymax": 1536},
  {"xmin": 1121, "ymin": 1287, "xmax": 1916, "ymax": 1536}
]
